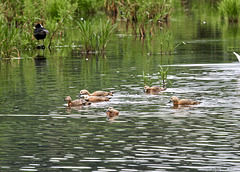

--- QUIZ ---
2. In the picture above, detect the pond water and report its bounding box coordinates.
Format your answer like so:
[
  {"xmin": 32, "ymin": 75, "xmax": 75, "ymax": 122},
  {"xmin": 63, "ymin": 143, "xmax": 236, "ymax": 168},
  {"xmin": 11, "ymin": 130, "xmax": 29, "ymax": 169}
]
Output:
[{"xmin": 1, "ymin": 2, "xmax": 240, "ymax": 171}]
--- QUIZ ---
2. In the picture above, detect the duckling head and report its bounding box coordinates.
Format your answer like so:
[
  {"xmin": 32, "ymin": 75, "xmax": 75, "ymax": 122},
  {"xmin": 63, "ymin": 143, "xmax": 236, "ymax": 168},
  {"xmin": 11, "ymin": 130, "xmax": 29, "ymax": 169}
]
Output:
[
  {"xmin": 106, "ymin": 107, "xmax": 114, "ymax": 113},
  {"xmin": 169, "ymin": 96, "xmax": 179, "ymax": 104},
  {"xmin": 144, "ymin": 85, "xmax": 151, "ymax": 92},
  {"xmin": 64, "ymin": 96, "xmax": 72, "ymax": 102},
  {"xmin": 79, "ymin": 89, "xmax": 90, "ymax": 98}
]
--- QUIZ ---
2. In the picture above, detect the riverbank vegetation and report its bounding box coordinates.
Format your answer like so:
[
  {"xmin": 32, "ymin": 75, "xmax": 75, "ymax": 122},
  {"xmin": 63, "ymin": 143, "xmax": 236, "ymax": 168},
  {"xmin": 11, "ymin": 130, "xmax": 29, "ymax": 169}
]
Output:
[
  {"xmin": 218, "ymin": 0, "xmax": 240, "ymax": 23},
  {"xmin": 1, "ymin": 0, "xmax": 238, "ymax": 59}
]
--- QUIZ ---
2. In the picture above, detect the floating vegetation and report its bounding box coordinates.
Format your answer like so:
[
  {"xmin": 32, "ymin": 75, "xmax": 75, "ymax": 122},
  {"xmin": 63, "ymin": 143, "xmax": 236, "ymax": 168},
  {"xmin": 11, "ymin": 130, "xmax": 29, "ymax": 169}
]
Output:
[
  {"xmin": 218, "ymin": 0, "xmax": 240, "ymax": 22},
  {"xmin": 76, "ymin": 20, "xmax": 117, "ymax": 53}
]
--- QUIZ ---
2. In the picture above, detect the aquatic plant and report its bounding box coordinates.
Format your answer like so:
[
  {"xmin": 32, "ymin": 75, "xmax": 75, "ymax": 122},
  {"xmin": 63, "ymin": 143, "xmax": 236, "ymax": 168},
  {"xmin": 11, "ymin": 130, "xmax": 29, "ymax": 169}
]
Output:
[
  {"xmin": 76, "ymin": 0, "xmax": 104, "ymax": 15},
  {"xmin": 142, "ymin": 65, "xmax": 171, "ymax": 88},
  {"xmin": 146, "ymin": 34, "xmax": 154, "ymax": 55},
  {"xmin": 218, "ymin": 0, "xmax": 240, "ymax": 22},
  {"xmin": 159, "ymin": 31, "xmax": 186, "ymax": 55},
  {"xmin": 0, "ymin": 21, "xmax": 21, "ymax": 59},
  {"xmin": 142, "ymin": 71, "xmax": 153, "ymax": 87},
  {"xmin": 157, "ymin": 65, "xmax": 171, "ymax": 88},
  {"xmin": 44, "ymin": 0, "xmax": 78, "ymax": 49},
  {"xmin": 105, "ymin": 0, "xmax": 173, "ymax": 37},
  {"xmin": 159, "ymin": 30, "xmax": 172, "ymax": 55},
  {"xmin": 76, "ymin": 19, "xmax": 117, "ymax": 53},
  {"xmin": 114, "ymin": 0, "xmax": 172, "ymax": 23},
  {"xmin": 0, "ymin": 0, "xmax": 78, "ymax": 55}
]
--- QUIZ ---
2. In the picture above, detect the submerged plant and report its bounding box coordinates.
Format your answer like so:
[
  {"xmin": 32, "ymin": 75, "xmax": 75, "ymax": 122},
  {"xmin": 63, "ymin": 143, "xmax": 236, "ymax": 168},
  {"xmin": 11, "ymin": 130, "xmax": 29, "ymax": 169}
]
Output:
[
  {"xmin": 218, "ymin": 0, "xmax": 240, "ymax": 22},
  {"xmin": 76, "ymin": 19, "xmax": 117, "ymax": 53}
]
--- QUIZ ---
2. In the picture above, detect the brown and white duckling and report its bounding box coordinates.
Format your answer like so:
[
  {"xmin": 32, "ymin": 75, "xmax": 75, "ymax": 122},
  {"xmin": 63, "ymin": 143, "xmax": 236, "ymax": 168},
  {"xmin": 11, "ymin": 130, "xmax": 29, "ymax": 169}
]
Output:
[
  {"xmin": 64, "ymin": 96, "xmax": 91, "ymax": 107},
  {"xmin": 169, "ymin": 96, "xmax": 201, "ymax": 106},
  {"xmin": 106, "ymin": 107, "xmax": 119, "ymax": 118},
  {"xmin": 144, "ymin": 85, "xmax": 166, "ymax": 93},
  {"xmin": 79, "ymin": 89, "xmax": 114, "ymax": 97},
  {"xmin": 83, "ymin": 95, "xmax": 111, "ymax": 102}
]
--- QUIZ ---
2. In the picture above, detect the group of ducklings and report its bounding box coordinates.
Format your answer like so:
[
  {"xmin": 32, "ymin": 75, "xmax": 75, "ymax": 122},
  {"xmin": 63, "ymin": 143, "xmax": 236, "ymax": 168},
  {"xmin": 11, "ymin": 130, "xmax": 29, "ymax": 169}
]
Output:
[
  {"xmin": 64, "ymin": 85, "xmax": 201, "ymax": 119},
  {"xmin": 144, "ymin": 85, "xmax": 201, "ymax": 106},
  {"xmin": 64, "ymin": 89, "xmax": 118, "ymax": 119}
]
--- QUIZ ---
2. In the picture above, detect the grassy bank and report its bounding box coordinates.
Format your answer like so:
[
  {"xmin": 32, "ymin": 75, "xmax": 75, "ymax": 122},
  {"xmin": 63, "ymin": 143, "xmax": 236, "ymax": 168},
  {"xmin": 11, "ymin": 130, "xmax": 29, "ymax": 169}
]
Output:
[{"xmin": 0, "ymin": 0, "xmax": 176, "ymax": 59}]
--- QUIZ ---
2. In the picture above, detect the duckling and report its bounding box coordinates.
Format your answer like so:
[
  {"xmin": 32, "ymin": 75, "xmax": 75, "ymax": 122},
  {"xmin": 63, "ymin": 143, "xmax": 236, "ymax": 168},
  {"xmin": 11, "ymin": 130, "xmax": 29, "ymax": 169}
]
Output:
[
  {"xmin": 79, "ymin": 89, "xmax": 114, "ymax": 97},
  {"xmin": 83, "ymin": 95, "xmax": 111, "ymax": 102},
  {"xmin": 169, "ymin": 96, "xmax": 201, "ymax": 106},
  {"xmin": 144, "ymin": 85, "xmax": 166, "ymax": 93},
  {"xmin": 106, "ymin": 107, "xmax": 119, "ymax": 118},
  {"xmin": 64, "ymin": 96, "xmax": 91, "ymax": 107}
]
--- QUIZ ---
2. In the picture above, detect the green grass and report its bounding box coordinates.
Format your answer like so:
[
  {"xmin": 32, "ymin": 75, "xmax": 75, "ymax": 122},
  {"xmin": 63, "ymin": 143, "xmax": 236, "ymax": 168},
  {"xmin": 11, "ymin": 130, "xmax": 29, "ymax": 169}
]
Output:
[
  {"xmin": 76, "ymin": 19, "xmax": 117, "ymax": 53},
  {"xmin": 218, "ymin": 0, "xmax": 240, "ymax": 22},
  {"xmin": 157, "ymin": 65, "xmax": 171, "ymax": 88},
  {"xmin": 0, "ymin": 0, "xmax": 175, "ymax": 58},
  {"xmin": 0, "ymin": 21, "xmax": 21, "ymax": 59},
  {"xmin": 142, "ymin": 71, "xmax": 153, "ymax": 86},
  {"xmin": 142, "ymin": 65, "xmax": 171, "ymax": 88}
]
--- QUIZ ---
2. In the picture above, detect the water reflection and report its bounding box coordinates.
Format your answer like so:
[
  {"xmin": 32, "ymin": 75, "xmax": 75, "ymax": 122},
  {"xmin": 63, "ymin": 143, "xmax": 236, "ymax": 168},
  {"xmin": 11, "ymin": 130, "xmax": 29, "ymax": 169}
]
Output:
[
  {"xmin": 1, "ymin": 4, "xmax": 240, "ymax": 172},
  {"xmin": 1, "ymin": 56, "xmax": 240, "ymax": 171}
]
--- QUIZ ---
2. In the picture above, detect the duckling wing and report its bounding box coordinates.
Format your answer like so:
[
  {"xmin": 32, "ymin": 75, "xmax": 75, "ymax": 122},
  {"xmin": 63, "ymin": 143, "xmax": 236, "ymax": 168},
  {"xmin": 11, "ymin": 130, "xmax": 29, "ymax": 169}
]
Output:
[
  {"xmin": 179, "ymin": 99, "xmax": 200, "ymax": 105},
  {"xmin": 71, "ymin": 99, "xmax": 85, "ymax": 106},
  {"xmin": 91, "ymin": 91, "xmax": 105, "ymax": 96},
  {"xmin": 179, "ymin": 99, "xmax": 193, "ymax": 105}
]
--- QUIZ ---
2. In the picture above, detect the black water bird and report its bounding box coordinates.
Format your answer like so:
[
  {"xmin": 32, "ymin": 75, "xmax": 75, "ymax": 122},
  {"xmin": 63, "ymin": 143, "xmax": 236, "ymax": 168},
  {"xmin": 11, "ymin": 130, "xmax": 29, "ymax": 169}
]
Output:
[{"xmin": 34, "ymin": 23, "xmax": 49, "ymax": 49}]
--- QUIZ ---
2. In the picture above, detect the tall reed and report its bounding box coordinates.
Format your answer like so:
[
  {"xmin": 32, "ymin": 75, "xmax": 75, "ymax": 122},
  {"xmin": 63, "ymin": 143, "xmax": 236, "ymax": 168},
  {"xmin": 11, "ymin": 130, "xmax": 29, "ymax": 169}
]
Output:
[
  {"xmin": 218, "ymin": 0, "xmax": 240, "ymax": 22},
  {"xmin": 0, "ymin": 21, "xmax": 21, "ymax": 59},
  {"xmin": 157, "ymin": 65, "xmax": 171, "ymax": 88},
  {"xmin": 142, "ymin": 65, "xmax": 171, "ymax": 88},
  {"xmin": 0, "ymin": 0, "xmax": 78, "ymax": 57},
  {"xmin": 76, "ymin": 19, "xmax": 117, "ymax": 53},
  {"xmin": 142, "ymin": 71, "xmax": 153, "ymax": 87}
]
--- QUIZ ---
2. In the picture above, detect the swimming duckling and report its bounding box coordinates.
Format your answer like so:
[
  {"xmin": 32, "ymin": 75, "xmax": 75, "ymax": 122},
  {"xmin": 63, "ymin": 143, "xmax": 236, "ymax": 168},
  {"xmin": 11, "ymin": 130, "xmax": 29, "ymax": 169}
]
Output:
[
  {"xmin": 106, "ymin": 107, "xmax": 119, "ymax": 117},
  {"xmin": 83, "ymin": 95, "xmax": 111, "ymax": 102},
  {"xmin": 64, "ymin": 96, "xmax": 91, "ymax": 107},
  {"xmin": 79, "ymin": 89, "xmax": 114, "ymax": 97},
  {"xmin": 144, "ymin": 85, "xmax": 166, "ymax": 93},
  {"xmin": 169, "ymin": 96, "xmax": 201, "ymax": 106}
]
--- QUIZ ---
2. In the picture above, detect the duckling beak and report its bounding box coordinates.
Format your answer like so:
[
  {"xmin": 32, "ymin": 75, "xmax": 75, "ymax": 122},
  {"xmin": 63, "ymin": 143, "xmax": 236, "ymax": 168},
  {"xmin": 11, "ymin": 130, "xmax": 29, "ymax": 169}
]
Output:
[{"xmin": 168, "ymin": 100, "xmax": 172, "ymax": 103}]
